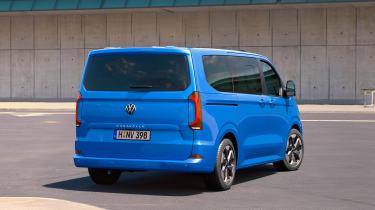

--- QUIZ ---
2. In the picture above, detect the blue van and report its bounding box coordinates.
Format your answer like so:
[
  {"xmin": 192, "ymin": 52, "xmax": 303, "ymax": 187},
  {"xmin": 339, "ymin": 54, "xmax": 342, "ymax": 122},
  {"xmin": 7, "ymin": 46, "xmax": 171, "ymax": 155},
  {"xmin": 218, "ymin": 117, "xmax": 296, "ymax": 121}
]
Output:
[{"xmin": 74, "ymin": 47, "xmax": 304, "ymax": 190}]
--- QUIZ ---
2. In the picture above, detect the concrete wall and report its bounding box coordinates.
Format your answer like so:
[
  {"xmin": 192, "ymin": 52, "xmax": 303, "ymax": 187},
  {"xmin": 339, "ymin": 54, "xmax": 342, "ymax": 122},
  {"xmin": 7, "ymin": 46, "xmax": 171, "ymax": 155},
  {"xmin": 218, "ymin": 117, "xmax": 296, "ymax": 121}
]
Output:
[{"xmin": 0, "ymin": 5, "xmax": 375, "ymax": 103}]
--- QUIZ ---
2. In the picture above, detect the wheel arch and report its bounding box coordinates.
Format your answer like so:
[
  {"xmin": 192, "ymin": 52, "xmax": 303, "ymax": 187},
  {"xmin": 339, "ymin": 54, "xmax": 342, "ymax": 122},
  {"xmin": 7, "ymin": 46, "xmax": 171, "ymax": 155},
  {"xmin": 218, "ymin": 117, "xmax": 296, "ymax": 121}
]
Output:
[
  {"xmin": 222, "ymin": 132, "xmax": 238, "ymax": 161},
  {"xmin": 213, "ymin": 121, "xmax": 239, "ymax": 158},
  {"xmin": 292, "ymin": 124, "xmax": 301, "ymax": 132},
  {"xmin": 290, "ymin": 119, "xmax": 303, "ymax": 136}
]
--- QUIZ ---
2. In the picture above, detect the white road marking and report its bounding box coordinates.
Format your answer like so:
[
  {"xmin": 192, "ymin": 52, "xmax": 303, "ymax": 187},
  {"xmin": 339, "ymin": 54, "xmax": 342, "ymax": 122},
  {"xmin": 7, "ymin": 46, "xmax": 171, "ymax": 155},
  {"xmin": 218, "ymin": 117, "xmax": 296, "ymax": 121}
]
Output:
[
  {"xmin": 42, "ymin": 120, "xmax": 59, "ymax": 124},
  {"xmin": 302, "ymin": 120, "xmax": 375, "ymax": 123},
  {"xmin": 0, "ymin": 112, "xmax": 74, "ymax": 117}
]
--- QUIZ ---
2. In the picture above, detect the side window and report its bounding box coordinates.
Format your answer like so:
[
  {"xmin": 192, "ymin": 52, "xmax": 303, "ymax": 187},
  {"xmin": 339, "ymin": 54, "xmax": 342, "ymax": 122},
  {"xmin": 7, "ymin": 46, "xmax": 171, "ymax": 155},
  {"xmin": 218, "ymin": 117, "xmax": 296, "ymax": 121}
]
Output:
[
  {"xmin": 203, "ymin": 55, "xmax": 262, "ymax": 94},
  {"xmin": 203, "ymin": 56, "xmax": 233, "ymax": 92},
  {"xmin": 260, "ymin": 61, "xmax": 282, "ymax": 96},
  {"xmin": 231, "ymin": 57, "xmax": 262, "ymax": 95}
]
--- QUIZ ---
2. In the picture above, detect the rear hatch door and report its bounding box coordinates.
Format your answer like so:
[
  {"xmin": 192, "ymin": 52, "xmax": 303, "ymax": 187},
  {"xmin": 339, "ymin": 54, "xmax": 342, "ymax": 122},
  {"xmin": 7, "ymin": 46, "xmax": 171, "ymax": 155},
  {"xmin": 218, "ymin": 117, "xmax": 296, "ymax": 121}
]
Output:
[{"xmin": 77, "ymin": 49, "xmax": 195, "ymax": 160}]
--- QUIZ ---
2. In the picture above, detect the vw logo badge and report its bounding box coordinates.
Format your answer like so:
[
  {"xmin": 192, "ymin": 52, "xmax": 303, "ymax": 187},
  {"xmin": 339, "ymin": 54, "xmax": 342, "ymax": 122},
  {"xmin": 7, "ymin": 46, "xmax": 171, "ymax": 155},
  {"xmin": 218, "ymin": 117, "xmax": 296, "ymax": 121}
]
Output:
[{"xmin": 125, "ymin": 104, "xmax": 136, "ymax": 115}]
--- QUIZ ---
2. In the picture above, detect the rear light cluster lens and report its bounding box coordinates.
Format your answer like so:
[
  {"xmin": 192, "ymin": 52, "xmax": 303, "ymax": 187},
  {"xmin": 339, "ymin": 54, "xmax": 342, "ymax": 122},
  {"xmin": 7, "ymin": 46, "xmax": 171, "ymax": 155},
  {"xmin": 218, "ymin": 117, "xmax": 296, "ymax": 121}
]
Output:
[
  {"xmin": 190, "ymin": 154, "xmax": 202, "ymax": 159},
  {"xmin": 188, "ymin": 91, "xmax": 202, "ymax": 130},
  {"xmin": 76, "ymin": 93, "xmax": 82, "ymax": 127}
]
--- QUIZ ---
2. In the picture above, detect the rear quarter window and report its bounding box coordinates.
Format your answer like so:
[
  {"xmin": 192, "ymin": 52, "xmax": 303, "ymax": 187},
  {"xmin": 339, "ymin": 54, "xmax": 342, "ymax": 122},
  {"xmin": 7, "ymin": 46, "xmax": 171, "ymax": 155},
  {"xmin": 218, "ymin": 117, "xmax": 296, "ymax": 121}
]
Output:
[
  {"xmin": 202, "ymin": 56, "xmax": 233, "ymax": 92},
  {"xmin": 202, "ymin": 55, "xmax": 262, "ymax": 94},
  {"xmin": 83, "ymin": 53, "xmax": 190, "ymax": 91}
]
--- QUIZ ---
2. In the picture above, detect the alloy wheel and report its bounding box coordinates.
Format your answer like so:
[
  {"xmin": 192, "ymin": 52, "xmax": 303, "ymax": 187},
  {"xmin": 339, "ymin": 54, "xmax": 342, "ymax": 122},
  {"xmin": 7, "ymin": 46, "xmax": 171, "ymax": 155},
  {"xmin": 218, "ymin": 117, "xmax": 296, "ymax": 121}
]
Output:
[
  {"xmin": 220, "ymin": 145, "xmax": 236, "ymax": 183},
  {"xmin": 286, "ymin": 133, "xmax": 303, "ymax": 167}
]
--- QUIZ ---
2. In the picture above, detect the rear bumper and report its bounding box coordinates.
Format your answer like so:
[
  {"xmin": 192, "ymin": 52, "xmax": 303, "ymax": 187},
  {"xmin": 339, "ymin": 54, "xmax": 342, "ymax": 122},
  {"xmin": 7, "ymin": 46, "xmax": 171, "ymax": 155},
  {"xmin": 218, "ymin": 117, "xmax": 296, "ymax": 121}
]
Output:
[{"xmin": 74, "ymin": 155, "xmax": 213, "ymax": 173}]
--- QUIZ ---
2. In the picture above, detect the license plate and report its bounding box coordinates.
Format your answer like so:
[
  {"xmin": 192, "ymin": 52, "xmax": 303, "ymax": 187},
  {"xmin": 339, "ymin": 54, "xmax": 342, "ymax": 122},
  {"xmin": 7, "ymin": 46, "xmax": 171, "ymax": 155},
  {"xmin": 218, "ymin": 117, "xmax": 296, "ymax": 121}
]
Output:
[{"xmin": 114, "ymin": 130, "xmax": 150, "ymax": 141}]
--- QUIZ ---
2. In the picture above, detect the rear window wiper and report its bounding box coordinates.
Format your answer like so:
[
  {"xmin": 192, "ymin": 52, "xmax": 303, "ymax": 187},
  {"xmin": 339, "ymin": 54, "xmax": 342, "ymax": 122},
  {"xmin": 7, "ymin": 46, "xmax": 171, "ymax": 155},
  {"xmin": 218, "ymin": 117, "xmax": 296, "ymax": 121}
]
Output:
[{"xmin": 129, "ymin": 85, "xmax": 153, "ymax": 89}]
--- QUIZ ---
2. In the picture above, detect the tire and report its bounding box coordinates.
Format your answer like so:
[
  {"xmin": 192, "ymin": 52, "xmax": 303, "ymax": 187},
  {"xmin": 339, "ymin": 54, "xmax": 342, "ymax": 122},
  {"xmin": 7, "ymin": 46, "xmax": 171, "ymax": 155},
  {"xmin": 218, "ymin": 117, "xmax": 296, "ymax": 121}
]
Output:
[
  {"xmin": 204, "ymin": 138, "xmax": 237, "ymax": 191},
  {"xmin": 88, "ymin": 168, "xmax": 121, "ymax": 185},
  {"xmin": 273, "ymin": 128, "xmax": 304, "ymax": 171}
]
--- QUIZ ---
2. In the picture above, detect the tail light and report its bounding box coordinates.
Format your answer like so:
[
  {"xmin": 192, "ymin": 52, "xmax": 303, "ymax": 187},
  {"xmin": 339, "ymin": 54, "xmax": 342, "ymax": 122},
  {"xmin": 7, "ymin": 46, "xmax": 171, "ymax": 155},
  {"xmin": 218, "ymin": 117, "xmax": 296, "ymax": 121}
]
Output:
[
  {"xmin": 76, "ymin": 93, "xmax": 82, "ymax": 127},
  {"xmin": 188, "ymin": 91, "xmax": 202, "ymax": 130}
]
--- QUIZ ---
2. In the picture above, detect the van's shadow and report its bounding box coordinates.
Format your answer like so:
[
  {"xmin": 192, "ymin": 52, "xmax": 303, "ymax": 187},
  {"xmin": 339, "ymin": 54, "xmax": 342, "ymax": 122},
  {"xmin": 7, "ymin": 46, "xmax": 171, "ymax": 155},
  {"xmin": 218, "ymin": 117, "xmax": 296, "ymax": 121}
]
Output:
[{"xmin": 44, "ymin": 165, "xmax": 276, "ymax": 196}]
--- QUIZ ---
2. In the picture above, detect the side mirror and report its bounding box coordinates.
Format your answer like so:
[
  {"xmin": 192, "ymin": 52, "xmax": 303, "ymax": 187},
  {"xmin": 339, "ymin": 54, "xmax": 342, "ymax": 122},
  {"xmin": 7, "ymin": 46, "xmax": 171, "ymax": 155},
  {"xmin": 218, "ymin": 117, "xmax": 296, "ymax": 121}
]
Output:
[{"xmin": 285, "ymin": 80, "xmax": 296, "ymax": 97}]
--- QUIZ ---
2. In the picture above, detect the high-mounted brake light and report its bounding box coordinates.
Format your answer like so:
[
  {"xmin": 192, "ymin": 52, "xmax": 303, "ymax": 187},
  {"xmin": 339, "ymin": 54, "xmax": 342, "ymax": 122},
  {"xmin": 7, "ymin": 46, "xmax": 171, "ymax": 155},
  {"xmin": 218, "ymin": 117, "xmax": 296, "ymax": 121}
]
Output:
[
  {"xmin": 76, "ymin": 93, "xmax": 82, "ymax": 127},
  {"xmin": 188, "ymin": 91, "xmax": 202, "ymax": 130}
]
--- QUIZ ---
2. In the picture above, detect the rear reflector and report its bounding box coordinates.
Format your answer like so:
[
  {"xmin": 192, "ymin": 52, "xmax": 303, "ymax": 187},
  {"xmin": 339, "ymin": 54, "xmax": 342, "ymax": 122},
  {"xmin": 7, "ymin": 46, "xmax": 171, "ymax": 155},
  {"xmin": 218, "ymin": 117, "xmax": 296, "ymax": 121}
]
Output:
[
  {"xmin": 190, "ymin": 154, "xmax": 202, "ymax": 159},
  {"xmin": 75, "ymin": 93, "xmax": 82, "ymax": 127},
  {"xmin": 188, "ymin": 91, "xmax": 202, "ymax": 130}
]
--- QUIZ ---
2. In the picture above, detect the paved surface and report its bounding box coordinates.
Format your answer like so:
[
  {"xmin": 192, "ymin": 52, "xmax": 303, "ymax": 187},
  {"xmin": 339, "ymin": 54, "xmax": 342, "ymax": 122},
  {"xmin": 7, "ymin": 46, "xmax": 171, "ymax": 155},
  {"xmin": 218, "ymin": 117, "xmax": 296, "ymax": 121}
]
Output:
[{"xmin": 0, "ymin": 110, "xmax": 375, "ymax": 209}]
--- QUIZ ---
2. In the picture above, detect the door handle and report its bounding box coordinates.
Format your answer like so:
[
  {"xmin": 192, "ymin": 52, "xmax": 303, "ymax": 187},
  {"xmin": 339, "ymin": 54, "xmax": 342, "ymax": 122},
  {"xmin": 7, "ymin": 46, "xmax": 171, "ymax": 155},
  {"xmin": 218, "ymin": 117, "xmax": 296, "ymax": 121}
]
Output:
[
  {"xmin": 259, "ymin": 98, "xmax": 265, "ymax": 106},
  {"xmin": 269, "ymin": 98, "xmax": 277, "ymax": 108}
]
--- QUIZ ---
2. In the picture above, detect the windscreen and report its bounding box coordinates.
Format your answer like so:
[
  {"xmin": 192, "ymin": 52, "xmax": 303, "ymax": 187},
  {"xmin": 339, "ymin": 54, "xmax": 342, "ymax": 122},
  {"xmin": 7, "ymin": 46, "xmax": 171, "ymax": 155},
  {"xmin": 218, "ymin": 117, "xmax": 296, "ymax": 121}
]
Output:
[{"xmin": 83, "ymin": 53, "xmax": 190, "ymax": 91}]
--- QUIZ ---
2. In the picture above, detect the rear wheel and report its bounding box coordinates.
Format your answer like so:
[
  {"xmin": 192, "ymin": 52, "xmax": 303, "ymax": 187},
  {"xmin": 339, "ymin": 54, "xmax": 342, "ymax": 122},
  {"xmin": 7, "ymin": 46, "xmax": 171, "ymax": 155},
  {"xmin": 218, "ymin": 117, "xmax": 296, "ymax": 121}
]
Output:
[
  {"xmin": 273, "ymin": 129, "xmax": 304, "ymax": 171},
  {"xmin": 88, "ymin": 168, "xmax": 121, "ymax": 185},
  {"xmin": 204, "ymin": 138, "xmax": 236, "ymax": 191}
]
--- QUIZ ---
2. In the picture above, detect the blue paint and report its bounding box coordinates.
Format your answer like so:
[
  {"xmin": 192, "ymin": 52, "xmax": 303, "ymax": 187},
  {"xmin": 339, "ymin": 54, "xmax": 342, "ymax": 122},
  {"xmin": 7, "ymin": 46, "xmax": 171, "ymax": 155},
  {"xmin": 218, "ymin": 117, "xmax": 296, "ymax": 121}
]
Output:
[{"xmin": 74, "ymin": 47, "xmax": 302, "ymax": 174}]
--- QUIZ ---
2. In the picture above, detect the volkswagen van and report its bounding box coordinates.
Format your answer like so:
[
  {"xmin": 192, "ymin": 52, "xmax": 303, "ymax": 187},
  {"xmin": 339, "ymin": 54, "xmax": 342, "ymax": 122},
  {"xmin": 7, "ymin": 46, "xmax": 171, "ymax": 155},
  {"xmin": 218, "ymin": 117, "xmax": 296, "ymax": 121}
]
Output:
[{"xmin": 74, "ymin": 47, "xmax": 304, "ymax": 190}]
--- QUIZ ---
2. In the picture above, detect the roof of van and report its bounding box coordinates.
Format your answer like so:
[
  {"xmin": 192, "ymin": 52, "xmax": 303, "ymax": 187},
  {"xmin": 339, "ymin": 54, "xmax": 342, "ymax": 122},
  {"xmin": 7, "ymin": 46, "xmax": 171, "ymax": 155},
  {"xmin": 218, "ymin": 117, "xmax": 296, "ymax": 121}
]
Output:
[{"xmin": 88, "ymin": 46, "xmax": 269, "ymax": 60}]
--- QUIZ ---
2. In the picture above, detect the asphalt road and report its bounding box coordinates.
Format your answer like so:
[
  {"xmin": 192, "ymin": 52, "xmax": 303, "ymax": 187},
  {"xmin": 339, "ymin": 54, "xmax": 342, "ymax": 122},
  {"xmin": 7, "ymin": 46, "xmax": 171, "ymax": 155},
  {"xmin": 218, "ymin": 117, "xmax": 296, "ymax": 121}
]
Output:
[{"xmin": 0, "ymin": 111, "xmax": 375, "ymax": 210}]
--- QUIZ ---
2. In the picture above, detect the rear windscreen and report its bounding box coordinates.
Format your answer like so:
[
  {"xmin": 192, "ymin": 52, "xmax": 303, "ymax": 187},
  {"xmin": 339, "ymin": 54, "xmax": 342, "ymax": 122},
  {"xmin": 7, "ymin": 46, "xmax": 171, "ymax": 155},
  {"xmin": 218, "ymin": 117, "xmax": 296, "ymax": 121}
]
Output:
[{"xmin": 83, "ymin": 53, "xmax": 190, "ymax": 91}]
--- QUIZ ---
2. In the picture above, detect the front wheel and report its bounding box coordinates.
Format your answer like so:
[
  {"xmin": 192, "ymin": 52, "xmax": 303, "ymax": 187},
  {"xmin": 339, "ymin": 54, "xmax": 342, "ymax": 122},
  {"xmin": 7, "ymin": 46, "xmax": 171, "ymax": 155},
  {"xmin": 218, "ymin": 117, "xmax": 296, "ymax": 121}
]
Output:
[
  {"xmin": 273, "ymin": 128, "xmax": 304, "ymax": 171},
  {"xmin": 88, "ymin": 168, "xmax": 121, "ymax": 185},
  {"xmin": 204, "ymin": 138, "xmax": 237, "ymax": 191}
]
